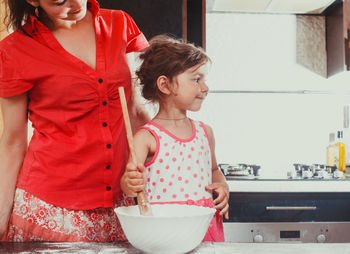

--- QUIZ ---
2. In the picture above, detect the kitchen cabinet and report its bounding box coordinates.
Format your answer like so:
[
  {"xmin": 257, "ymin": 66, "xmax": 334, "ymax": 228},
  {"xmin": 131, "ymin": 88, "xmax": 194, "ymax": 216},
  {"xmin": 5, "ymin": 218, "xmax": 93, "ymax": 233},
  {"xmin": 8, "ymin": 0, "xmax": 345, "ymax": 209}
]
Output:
[
  {"xmin": 99, "ymin": 0, "xmax": 206, "ymax": 48},
  {"xmin": 296, "ymin": 0, "xmax": 350, "ymax": 78},
  {"xmin": 226, "ymin": 192, "xmax": 350, "ymax": 222}
]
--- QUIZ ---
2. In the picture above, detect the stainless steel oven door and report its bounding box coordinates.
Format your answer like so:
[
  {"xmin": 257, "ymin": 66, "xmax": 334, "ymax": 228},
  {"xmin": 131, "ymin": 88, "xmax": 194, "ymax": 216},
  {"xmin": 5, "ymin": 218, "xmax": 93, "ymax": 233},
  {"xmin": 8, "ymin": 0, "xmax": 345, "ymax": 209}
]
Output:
[{"xmin": 224, "ymin": 222, "xmax": 350, "ymax": 243}]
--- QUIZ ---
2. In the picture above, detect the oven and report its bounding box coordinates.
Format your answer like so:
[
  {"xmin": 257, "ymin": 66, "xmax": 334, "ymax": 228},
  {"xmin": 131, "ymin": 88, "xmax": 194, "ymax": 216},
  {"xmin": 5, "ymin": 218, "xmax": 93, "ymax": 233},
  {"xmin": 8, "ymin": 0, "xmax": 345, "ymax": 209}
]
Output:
[{"xmin": 220, "ymin": 164, "xmax": 350, "ymax": 243}]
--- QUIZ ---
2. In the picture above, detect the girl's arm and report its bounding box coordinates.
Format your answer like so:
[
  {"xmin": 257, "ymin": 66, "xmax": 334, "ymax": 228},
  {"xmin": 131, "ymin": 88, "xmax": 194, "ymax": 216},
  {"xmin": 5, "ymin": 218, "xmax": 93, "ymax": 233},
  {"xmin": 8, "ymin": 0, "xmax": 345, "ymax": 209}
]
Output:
[
  {"xmin": 120, "ymin": 128, "xmax": 155, "ymax": 197},
  {"xmin": 0, "ymin": 93, "xmax": 28, "ymax": 239},
  {"xmin": 205, "ymin": 124, "xmax": 229, "ymax": 219}
]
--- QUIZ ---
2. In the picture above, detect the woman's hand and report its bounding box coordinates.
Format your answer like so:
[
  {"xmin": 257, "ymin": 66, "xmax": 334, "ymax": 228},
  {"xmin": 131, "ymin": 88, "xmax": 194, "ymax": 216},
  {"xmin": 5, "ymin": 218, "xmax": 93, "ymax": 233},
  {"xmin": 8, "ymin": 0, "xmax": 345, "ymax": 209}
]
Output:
[
  {"xmin": 120, "ymin": 160, "xmax": 146, "ymax": 197},
  {"xmin": 206, "ymin": 182, "xmax": 229, "ymax": 220}
]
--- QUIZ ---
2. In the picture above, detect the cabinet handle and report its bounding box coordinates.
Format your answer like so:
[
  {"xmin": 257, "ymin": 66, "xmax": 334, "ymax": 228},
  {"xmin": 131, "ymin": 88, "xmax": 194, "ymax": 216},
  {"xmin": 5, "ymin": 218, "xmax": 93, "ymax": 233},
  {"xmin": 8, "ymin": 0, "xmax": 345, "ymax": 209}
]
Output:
[{"xmin": 266, "ymin": 206, "xmax": 317, "ymax": 211}]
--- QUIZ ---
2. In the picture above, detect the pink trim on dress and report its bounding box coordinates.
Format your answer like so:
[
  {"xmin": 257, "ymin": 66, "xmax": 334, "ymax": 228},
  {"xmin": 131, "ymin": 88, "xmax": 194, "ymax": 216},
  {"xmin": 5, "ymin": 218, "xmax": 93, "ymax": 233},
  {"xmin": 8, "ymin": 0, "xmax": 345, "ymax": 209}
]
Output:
[
  {"xmin": 147, "ymin": 119, "xmax": 196, "ymax": 143},
  {"xmin": 199, "ymin": 121, "xmax": 213, "ymax": 163},
  {"xmin": 140, "ymin": 126, "xmax": 160, "ymax": 167}
]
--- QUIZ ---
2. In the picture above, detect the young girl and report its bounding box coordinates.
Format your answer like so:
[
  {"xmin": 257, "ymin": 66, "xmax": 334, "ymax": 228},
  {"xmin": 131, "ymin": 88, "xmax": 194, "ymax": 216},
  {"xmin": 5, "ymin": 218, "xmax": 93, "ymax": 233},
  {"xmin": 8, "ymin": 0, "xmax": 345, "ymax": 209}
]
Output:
[{"xmin": 121, "ymin": 35, "xmax": 229, "ymax": 242}]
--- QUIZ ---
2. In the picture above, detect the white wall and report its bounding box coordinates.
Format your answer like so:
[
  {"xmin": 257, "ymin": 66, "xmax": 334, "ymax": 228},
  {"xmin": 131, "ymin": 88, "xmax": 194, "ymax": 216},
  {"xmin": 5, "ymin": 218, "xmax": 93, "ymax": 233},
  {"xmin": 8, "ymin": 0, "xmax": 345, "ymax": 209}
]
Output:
[{"xmin": 189, "ymin": 12, "xmax": 350, "ymax": 178}]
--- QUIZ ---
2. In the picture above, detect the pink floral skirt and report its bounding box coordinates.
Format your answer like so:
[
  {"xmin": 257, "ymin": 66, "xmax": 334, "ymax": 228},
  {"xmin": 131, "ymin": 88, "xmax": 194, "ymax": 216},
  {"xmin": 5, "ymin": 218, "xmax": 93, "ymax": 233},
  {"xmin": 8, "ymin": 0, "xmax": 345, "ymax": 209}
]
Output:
[{"xmin": 3, "ymin": 188, "xmax": 135, "ymax": 242}]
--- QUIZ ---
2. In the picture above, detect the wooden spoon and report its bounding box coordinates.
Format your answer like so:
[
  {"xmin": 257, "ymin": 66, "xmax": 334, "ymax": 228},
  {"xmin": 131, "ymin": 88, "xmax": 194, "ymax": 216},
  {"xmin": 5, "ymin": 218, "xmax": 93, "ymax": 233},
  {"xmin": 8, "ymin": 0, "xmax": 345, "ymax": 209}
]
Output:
[{"xmin": 118, "ymin": 86, "xmax": 153, "ymax": 216}]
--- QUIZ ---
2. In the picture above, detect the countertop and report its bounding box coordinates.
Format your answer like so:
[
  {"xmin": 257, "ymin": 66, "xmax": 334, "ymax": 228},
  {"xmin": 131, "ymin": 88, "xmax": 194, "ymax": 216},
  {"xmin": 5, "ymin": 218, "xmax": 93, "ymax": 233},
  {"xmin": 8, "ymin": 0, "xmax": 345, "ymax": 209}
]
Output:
[
  {"xmin": 227, "ymin": 179, "xmax": 350, "ymax": 192},
  {"xmin": 1, "ymin": 242, "xmax": 350, "ymax": 254}
]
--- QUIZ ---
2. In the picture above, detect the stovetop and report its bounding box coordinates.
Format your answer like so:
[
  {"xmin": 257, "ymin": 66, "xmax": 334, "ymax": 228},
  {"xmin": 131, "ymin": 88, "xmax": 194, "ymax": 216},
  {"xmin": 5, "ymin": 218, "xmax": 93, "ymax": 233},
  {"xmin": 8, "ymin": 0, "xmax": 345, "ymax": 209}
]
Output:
[{"xmin": 219, "ymin": 163, "xmax": 350, "ymax": 181}]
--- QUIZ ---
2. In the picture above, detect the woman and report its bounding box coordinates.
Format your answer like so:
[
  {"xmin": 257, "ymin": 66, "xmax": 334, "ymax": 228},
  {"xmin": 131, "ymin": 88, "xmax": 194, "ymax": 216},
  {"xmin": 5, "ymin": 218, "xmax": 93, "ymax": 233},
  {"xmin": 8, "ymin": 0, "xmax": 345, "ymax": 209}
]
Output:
[{"xmin": 0, "ymin": 0, "xmax": 149, "ymax": 241}]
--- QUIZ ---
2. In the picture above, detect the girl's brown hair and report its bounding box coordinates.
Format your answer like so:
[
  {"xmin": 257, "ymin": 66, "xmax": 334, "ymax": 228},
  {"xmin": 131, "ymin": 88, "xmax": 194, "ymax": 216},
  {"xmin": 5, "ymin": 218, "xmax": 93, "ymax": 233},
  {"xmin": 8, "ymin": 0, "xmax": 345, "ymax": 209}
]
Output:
[{"xmin": 136, "ymin": 35, "xmax": 210, "ymax": 103}]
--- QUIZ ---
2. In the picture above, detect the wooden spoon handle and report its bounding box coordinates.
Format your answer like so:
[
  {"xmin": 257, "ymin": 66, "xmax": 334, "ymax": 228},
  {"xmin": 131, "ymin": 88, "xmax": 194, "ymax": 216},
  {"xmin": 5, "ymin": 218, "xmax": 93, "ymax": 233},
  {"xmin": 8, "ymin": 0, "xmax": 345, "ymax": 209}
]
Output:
[{"xmin": 118, "ymin": 86, "xmax": 152, "ymax": 216}]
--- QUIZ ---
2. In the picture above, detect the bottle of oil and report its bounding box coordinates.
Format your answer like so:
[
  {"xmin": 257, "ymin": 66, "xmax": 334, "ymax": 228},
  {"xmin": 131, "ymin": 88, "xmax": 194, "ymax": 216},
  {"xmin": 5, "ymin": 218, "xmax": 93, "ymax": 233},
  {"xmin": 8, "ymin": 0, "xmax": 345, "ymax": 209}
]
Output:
[
  {"xmin": 335, "ymin": 130, "xmax": 346, "ymax": 172},
  {"xmin": 326, "ymin": 133, "xmax": 335, "ymax": 167}
]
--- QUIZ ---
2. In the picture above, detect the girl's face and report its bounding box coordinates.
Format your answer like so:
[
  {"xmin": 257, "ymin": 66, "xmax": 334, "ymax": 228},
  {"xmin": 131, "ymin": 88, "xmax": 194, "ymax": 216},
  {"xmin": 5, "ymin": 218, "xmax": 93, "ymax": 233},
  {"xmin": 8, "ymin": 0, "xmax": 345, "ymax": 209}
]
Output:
[
  {"xmin": 27, "ymin": 0, "xmax": 87, "ymax": 23},
  {"xmin": 171, "ymin": 63, "xmax": 209, "ymax": 112}
]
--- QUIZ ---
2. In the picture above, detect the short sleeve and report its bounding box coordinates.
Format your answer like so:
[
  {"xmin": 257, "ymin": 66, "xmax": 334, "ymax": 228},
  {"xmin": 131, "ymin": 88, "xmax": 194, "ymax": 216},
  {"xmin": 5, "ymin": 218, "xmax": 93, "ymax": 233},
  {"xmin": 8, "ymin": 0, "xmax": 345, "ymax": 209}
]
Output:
[
  {"xmin": 122, "ymin": 11, "xmax": 149, "ymax": 53},
  {"xmin": 0, "ymin": 47, "xmax": 34, "ymax": 98}
]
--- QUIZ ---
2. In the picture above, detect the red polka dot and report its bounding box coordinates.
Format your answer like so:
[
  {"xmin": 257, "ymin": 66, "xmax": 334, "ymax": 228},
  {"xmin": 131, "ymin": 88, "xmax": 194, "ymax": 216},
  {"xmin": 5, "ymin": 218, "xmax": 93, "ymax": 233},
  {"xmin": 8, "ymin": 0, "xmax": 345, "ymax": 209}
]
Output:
[
  {"xmin": 163, "ymin": 188, "xmax": 167, "ymax": 193},
  {"xmin": 150, "ymin": 196, "xmax": 153, "ymax": 200},
  {"xmin": 157, "ymin": 195, "xmax": 161, "ymax": 200},
  {"xmin": 198, "ymin": 183, "xmax": 202, "ymax": 188},
  {"xmin": 164, "ymin": 143, "xmax": 168, "ymax": 146},
  {"xmin": 201, "ymin": 176, "xmax": 204, "ymax": 180},
  {"xmin": 201, "ymin": 168, "xmax": 204, "ymax": 172},
  {"xmin": 160, "ymin": 178, "xmax": 164, "ymax": 182},
  {"xmin": 196, "ymin": 160, "xmax": 199, "ymax": 164},
  {"xmin": 147, "ymin": 178, "xmax": 150, "ymax": 182},
  {"xmin": 187, "ymin": 166, "xmax": 191, "ymax": 170},
  {"xmin": 185, "ymin": 194, "xmax": 189, "ymax": 198},
  {"xmin": 194, "ymin": 192, "xmax": 198, "ymax": 196},
  {"xmin": 183, "ymin": 144, "xmax": 186, "ymax": 147},
  {"xmin": 159, "ymin": 159, "xmax": 163, "ymax": 163},
  {"xmin": 156, "ymin": 170, "xmax": 160, "ymax": 174},
  {"xmin": 180, "ymin": 188, "xmax": 184, "ymax": 192},
  {"xmin": 172, "ymin": 158, "xmax": 177, "ymax": 162},
  {"xmin": 169, "ymin": 182, "xmax": 173, "ymax": 186},
  {"xmin": 180, "ymin": 152, "xmax": 183, "ymax": 155},
  {"xmin": 201, "ymin": 146, "xmax": 204, "ymax": 150},
  {"xmin": 188, "ymin": 154, "xmax": 192, "ymax": 159},
  {"xmin": 147, "ymin": 189, "xmax": 151, "ymax": 192},
  {"xmin": 178, "ymin": 176, "xmax": 182, "ymax": 181},
  {"xmin": 165, "ymin": 152, "xmax": 169, "ymax": 156},
  {"xmin": 172, "ymin": 194, "xmax": 177, "ymax": 199},
  {"xmin": 185, "ymin": 180, "xmax": 189, "ymax": 184},
  {"xmin": 171, "ymin": 174, "xmax": 175, "ymax": 178},
  {"xmin": 165, "ymin": 165, "xmax": 170, "ymax": 170},
  {"xmin": 178, "ymin": 166, "xmax": 181, "ymax": 171},
  {"xmin": 193, "ymin": 173, "xmax": 198, "ymax": 178},
  {"xmin": 191, "ymin": 147, "xmax": 195, "ymax": 151},
  {"xmin": 152, "ymin": 182, "xmax": 156, "ymax": 186}
]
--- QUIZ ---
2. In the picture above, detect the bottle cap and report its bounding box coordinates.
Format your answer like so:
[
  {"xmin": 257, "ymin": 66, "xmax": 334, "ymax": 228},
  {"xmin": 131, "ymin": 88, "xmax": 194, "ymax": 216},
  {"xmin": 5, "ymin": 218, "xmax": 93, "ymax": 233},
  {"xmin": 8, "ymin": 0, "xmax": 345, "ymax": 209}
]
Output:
[{"xmin": 337, "ymin": 130, "xmax": 343, "ymax": 139}]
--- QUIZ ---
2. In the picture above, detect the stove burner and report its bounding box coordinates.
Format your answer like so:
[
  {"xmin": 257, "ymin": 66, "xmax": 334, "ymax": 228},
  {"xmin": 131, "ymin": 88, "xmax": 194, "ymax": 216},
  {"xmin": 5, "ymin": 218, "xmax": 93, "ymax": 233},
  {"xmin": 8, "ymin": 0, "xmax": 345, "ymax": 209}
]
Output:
[
  {"xmin": 219, "ymin": 163, "xmax": 261, "ymax": 178},
  {"xmin": 289, "ymin": 163, "xmax": 342, "ymax": 179}
]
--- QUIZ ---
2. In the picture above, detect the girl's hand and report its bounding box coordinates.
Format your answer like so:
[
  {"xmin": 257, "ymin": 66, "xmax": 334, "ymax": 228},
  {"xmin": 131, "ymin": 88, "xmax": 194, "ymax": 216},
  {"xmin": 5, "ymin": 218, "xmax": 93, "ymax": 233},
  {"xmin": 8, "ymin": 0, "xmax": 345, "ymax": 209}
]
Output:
[
  {"xmin": 205, "ymin": 182, "xmax": 229, "ymax": 220},
  {"xmin": 121, "ymin": 161, "xmax": 146, "ymax": 197}
]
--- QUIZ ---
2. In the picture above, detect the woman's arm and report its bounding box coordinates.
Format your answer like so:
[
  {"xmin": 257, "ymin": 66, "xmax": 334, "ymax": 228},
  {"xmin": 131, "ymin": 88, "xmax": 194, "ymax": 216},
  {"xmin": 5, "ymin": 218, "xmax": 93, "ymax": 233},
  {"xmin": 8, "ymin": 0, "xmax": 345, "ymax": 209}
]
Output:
[
  {"xmin": 126, "ymin": 52, "xmax": 151, "ymax": 133},
  {"xmin": 205, "ymin": 124, "xmax": 229, "ymax": 219},
  {"xmin": 0, "ymin": 93, "xmax": 28, "ymax": 238}
]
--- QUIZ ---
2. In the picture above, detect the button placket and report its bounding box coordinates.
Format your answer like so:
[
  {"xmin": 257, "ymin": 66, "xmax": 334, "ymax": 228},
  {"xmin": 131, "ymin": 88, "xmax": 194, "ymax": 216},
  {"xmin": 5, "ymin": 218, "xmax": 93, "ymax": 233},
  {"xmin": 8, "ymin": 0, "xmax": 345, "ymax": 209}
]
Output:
[{"xmin": 97, "ymin": 77, "xmax": 114, "ymax": 202}]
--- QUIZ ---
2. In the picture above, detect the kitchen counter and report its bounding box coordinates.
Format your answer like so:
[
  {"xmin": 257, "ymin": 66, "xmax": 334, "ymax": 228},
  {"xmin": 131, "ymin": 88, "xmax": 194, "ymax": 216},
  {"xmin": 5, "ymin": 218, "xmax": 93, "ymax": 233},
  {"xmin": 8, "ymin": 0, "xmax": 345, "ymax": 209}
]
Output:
[
  {"xmin": 227, "ymin": 179, "xmax": 350, "ymax": 192},
  {"xmin": 1, "ymin": 242, "xmax": 350, "ymax": 254}
]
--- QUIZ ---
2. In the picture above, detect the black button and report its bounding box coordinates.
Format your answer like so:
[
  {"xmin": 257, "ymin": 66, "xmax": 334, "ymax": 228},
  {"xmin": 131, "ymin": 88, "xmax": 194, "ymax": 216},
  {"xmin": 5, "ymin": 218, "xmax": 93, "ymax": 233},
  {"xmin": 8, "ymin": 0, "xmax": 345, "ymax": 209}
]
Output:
[
  {"xmin": 98, "ymin": 78, "xmax": 103, "ymax": 83},
  {"xmin": 106, "ymin": 186, "xmax": 111, "ymax": 191},
  {"xmin": 106, "ymin": 144, "xmax": 111, "ymax": 149},
  {"xmin": 102, "ymin": 122, "xmax": 107, "ymax": 127},
  {"xmin": 106, "ymin": 165, "xmax": 111, "ymax": 170},
  {"xmin": 102, "ymin": 101, "xmax": 107, "ymax": 106}
]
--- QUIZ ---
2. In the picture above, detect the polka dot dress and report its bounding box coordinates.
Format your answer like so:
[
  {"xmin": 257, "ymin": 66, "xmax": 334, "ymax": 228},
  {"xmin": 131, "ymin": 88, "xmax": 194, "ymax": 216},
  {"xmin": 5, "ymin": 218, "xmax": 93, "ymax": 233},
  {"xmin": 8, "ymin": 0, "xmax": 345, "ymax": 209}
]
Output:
[{"xmin": 141, "ymin": 119, "xmax": 212, "ymax": 203}]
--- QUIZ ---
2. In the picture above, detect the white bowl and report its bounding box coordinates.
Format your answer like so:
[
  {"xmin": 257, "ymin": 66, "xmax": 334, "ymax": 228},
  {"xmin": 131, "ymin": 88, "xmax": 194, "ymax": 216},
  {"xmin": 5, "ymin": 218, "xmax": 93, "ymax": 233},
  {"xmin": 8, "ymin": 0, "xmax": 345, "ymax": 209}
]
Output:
[{"xmin": 114, "ymin": 204, "xmax": 215, "ymax": 254}]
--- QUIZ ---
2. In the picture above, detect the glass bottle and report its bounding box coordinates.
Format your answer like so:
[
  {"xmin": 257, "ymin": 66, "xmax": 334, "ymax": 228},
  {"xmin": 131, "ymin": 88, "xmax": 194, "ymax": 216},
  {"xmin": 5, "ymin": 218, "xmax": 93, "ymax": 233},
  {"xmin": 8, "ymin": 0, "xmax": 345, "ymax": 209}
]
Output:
[
  {"xmin": 326, "ymin": 133, "xmax": 335, "ymax": 167},
  {"xmin": 335, "ymin": 130, "xmax": 346, "ymax": 172}
]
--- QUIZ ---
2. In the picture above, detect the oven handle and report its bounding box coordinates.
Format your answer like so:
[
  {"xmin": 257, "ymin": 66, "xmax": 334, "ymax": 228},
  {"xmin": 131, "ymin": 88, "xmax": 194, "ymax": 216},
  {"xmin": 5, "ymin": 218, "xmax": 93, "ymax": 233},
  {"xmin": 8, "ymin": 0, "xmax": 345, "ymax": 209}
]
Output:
[{"xmin": 266, "ymin": 206, "xmax": 317, "ymax": 211}]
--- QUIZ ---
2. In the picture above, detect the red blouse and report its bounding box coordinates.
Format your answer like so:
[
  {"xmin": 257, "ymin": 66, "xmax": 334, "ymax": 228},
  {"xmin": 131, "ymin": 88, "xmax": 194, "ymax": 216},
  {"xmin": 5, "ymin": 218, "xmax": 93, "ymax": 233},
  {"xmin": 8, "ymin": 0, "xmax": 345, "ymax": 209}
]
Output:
[{"xmin": 0, "ymin": 0, "xmax": 148, "ymax": 209}]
